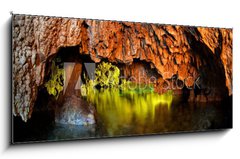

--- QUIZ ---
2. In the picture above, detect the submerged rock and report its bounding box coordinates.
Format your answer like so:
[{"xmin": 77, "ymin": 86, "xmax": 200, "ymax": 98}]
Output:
[{"xmin": 55, "ymin": 95, "xmax": 95, "ymax": 125}]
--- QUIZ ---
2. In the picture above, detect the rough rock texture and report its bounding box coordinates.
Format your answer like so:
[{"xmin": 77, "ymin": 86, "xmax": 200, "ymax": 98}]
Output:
[
  {"xmin": 120, "ymin": 62, "xmax": 160, "ymax": 84},
  {"xmin": 55, "ymin": 95, "xmax": 95, "ymax": 125},
  {"xmin": 12, "ymin": 14, "xmax": 232, "ymax": 122}
]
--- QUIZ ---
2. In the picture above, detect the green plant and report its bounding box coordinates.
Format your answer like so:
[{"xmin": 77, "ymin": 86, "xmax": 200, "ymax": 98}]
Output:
[
  {"xmin": 80, "ymin": 62, "xmax": 121, "ymax": 98},
  {"xmin": 119, "ymin": 78, "xmax": 130, "ymax": 90},
  {"xmin": 132, "ymin": 84, "xmax": 154, "ymax": 94},
  {"xmin": 81, "ymin": 79, "xmax": 96, "ymax": 97},
  {"xmin": 44, "ymin": 59, "xmax": 64, "ymax": 99},
  {"xmin": 94, "ymin": 62, "xmax": 120, "ymax": 88}
]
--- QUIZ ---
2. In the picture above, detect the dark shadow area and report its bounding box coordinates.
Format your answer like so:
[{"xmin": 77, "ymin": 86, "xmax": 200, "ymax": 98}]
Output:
[
  {"xmin": 11, "ymin": 121, "xmax": 231, "ymax": 146},
  {"xmin": 13, "ymin": 46, "xmax": 96, "ymax": 143},
  {"xmin": 184, "ymin": 27, "xmax": 230, "ymax": 101},
  {"xmin": 13, "ymin": 111, "xmax": 55, "ymax": 143}
]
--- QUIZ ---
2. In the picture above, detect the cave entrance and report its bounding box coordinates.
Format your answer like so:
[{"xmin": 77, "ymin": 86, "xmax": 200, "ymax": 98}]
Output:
[
  {"xmin": 37, "ymin": 46, "xmax": 96, "ymax": 125},
  {"xmin": 44, "ymin": 46, "xmax": 95, "ymax": 101}
]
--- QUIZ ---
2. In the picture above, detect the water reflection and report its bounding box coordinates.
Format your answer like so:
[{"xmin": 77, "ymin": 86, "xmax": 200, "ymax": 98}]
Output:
[
  {"xmin": 48, "ymin": 123, "xmax": 96, "ymax": 141},
  {"xmin": 47, "ymin": 89, "xmax": 231, "ymax": 141},
  {"xmin": 87, "ymin": 88, "xmax": 173, "ymax": 136},
  {"xmin": 13, "ymin": 89, "xmax": 232, "ymax": 142}
]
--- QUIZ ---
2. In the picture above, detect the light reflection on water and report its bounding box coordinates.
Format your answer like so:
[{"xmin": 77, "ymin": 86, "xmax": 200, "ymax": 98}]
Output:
[
  {"xmin": 88, "ymin": 88, "xmax": 173, "ymax": 137},
  {"xmin": 13, "ymin": 89, "xmax": 231, "ymax": 142},
  {"xmin": 47, "ymin": 89, "xmax": 231, "ymax": 141},
  {"xmin": 48, "ymin": 89, "xmax": 175, "ymax": 140}
]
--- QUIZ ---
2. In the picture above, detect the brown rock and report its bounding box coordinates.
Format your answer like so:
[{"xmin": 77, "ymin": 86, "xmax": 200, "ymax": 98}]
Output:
[
  {"xmin": 55, "ymin": 94, "xmax": 95, "ymax": 125},
  {"xmin": 12, "ymin": 14, "xmax": 232, "ymax": 122}
]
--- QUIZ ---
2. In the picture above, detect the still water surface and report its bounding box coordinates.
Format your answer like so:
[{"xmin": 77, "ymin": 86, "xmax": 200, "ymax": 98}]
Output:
[
  {"xmin": 46, "ymin": 89, "xmax": 231, "ymax": 141},
  {"xmin": 13, "ymin": 88, "xmax": 232, "ymax": 143}
]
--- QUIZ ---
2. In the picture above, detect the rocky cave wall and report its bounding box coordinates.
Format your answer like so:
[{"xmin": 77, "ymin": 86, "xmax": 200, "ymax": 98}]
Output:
[{"xmin": 12, "ymin": 14, "xmax": 232, "ymax": 122}]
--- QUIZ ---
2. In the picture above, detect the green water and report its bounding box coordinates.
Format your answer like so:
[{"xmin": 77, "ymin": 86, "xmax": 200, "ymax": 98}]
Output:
[
  {"xmin": 13, "ymin": 87, "xmax": 232, "ymax": 142},
  {"xmin": 86, "ymin": 88, "xmax": 173, "ymax": 137},
  {"xmin": 46, "ymin": 88, "xmax": 231, "ymax": 141}
]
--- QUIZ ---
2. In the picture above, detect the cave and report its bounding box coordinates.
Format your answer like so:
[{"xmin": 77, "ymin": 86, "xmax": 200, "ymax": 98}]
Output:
[
  {"xmin": 12, "ymin": 14, "xmax": 232, "ymax": 143},
  {"xmin": 35, "ymin": 46, "xmax": 168, "ymax": 126},
  {"xmin": 13, "ymin": 44, "xmax": 232, "ymax": 142},
  {"xmin": 39, "ymin": 46, "xmax": 97, "ymax": 126}
]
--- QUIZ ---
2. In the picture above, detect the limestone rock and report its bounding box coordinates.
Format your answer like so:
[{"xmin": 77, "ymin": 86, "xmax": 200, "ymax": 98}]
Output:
[
  {"xmin": 12, "ymin": 14, "xmax": 232, "ymax": 122},
  {"xmin": 55, "ymin": 95, "xmax": 95, "ymax": 125}
]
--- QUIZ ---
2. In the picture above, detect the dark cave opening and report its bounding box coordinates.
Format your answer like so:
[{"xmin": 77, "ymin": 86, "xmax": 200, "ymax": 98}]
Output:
[
  {"xmin": 34, "ymin": 46, "xmax": 94, "ymax": 112},
  {"xmin": 183, "ymin": 29, "xmax": 229, "ymax": 101}
]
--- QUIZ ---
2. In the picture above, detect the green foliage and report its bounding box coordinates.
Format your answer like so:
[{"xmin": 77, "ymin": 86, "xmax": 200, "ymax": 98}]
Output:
[
  {"xmin": 81, "ymin": 62, "xmax": 156, "ymax": 98},
  {"xmin": 119, "ymin": 83, "xmax": 154, "ymax": 97},
  {"xmin": 81, "ymin": 79, "xmax": 96, "ymax": 97},
  {"xmin": 80, "ymin": 84, "xmax": 87, "ymax": 97},
  {"xmin": 132, "ymin": 84, "xmax": 154, "ymax": 94},
  {"xmin": 81, "ymin": 62, "xmax": 120, "ymax": 97},
  {"xmin": 44, "ymin": 59, "xmax": 64, "ymax": 99},
  {"xmin": 94, "ymin": 62, "xmax": 120, "ymax": 88},
  {"xmin": 119, "ymin": 78, "xmax": 131, "ymax": 90}
]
